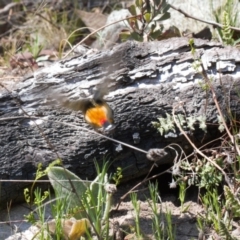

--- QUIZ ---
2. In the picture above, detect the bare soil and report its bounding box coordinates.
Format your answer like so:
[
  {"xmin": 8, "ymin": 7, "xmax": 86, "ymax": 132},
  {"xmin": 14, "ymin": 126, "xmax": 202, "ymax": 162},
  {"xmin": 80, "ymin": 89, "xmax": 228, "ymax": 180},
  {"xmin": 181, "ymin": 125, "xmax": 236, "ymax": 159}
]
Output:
[
  {"xmin": 110, "ymin": 177, "xmax": 205, "ymax": 240},
  {"xmin": 0, "ymin": 176, "xmax": 205, "ymax": 240}
]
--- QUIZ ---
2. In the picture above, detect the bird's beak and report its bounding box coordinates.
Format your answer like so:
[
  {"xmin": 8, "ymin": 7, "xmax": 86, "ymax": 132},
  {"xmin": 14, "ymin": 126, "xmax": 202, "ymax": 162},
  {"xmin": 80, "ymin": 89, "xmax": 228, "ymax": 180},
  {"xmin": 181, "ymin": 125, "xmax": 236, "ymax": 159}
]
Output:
[{"xmin": 102, "ymin": 121, "xmax": 115, "ymax": 132}]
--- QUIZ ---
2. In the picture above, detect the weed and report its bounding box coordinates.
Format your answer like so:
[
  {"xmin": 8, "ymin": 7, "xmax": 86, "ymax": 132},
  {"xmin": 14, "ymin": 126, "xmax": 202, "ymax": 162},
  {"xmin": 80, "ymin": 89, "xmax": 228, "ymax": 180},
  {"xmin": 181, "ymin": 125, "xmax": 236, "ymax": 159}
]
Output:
[
  {"xmin": 178, "ymin": 180, "xmax": 188, "ymax": 213},
  {"xmin": 23, "ymin": 160, "xmax": 118, "ymax": 239},
  {"xmin": 151, "ymin": 37, "xmax": 240, "ymax": 239},
  {"xmin": 211, "ymin": 0, "xmax": 239, "ymax": 45},
  {"xmin": 122, "ymin": 0, "xmax": 171, "ymax": 42},
  {"xmin": 130, "ymin": 192, "xmax": 143, "ymax": 239},
  {"xmin": 165, "ymin": 208, "xmax": 175, "ymax": 240},
  {"xmin": 148, "ymin": 182, "xmax": 164, "ymax": 239},
  {"xmin": 111, "ymin": 167, "xmax": 123, "ymax": 186}
]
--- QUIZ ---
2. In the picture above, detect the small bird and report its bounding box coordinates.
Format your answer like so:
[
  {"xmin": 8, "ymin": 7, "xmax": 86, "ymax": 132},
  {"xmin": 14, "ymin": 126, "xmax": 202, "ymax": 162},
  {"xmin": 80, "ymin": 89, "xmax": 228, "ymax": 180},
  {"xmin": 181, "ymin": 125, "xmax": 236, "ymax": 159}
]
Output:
[{"xmin": 60, "ymin": 84, "xmax": 114, "ymax": 132}]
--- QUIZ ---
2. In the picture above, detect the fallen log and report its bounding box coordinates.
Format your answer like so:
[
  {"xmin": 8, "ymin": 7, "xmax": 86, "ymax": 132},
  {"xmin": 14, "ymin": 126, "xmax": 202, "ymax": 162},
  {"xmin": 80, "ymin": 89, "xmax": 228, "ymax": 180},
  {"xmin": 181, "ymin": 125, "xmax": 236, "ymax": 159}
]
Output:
[{"xmin": 1, "ymin": 37, "xmax": 240, "ymax": 205}]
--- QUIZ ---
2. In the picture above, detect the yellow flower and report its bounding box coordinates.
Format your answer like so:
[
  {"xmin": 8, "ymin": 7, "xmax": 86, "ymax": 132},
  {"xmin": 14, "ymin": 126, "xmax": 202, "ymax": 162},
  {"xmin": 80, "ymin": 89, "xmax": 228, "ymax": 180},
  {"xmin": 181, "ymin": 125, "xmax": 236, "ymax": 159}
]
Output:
[
  {"xmin": 68, "ymin": 218, "xmax": 90, "ymax": 240},
  {"xmin": 45, "ymin": 217, "xmax": 91, "ymax": 240}
]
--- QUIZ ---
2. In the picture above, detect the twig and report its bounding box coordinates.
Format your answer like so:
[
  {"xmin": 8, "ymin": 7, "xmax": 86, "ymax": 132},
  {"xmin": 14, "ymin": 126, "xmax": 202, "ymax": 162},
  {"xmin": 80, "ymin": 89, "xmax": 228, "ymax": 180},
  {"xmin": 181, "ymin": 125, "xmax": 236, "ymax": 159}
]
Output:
[
  {"xmin": 63, "ymin": 14, "xmax": 141, "ymax": 59},
  {"xmin": 0, "ymin": 115, "xmax": 148, "ymax": 154},
  {"xmin": 199, "ymin": 63, "xmax": 240, "ymax": 157},
  {"xmin": 172, "ymin": 105, "xmax": 234, "ymax": 192},
  {"xmin": 169, "ymin": 4, "xmax": 240, "ymax": 32},
  {"xmin": 0, "ymin": 2, "xmax": 20, "ymax": 14}
]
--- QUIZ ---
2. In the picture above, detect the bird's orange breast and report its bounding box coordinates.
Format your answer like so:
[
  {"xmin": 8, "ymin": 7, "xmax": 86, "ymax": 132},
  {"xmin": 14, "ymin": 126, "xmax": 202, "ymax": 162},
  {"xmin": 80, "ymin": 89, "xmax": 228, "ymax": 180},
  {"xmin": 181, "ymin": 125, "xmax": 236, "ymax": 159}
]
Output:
[{"xmin": 84, "ymin": 104, "xmax": 113, "ymax": 128}]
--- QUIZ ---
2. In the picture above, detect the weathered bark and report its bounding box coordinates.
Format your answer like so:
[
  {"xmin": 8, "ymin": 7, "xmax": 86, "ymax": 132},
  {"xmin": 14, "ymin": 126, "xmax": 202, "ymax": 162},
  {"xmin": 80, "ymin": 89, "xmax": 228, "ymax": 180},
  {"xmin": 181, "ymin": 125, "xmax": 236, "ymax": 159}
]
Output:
[{"xmin": 1, "ymin": 37, "xmax": 240, "ymax": 205}]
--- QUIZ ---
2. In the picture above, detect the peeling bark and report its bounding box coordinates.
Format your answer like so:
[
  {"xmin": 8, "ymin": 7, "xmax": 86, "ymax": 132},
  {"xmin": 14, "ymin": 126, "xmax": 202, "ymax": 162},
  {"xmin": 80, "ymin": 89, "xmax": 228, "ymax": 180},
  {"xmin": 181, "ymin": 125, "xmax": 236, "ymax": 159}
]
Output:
[{"xmin": 1, "ymin": 37, "xmax": 240, "ymax": 205}]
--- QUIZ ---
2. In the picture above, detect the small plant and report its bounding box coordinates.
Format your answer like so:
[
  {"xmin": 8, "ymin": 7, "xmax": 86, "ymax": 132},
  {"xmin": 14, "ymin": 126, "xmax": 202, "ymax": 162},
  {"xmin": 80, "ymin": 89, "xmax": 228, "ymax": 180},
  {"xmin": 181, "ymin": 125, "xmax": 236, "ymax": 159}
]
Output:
[
  {"xmin": 147, "ymin": 182, "xmax": 164, "ymax": 239},
  {"xmin": 24, "ymin": 187, "xmax": 51, "ymax": 239},
  {"xmin": 196, "ymin": 216, "xmax": 205, "ymax": 240},
  {"xmin": 112, "ymin": 167, "xmax": 123, "ymax": 186},
  {"xmin": 197, "ymin": 159, "xmax": 223, "ymax": 190},
  {"xmin": 121, "ymin": 0, "xmax": 172, "ymax": 42},
  {"xmin": 199, "ymin": 187, "xmax": 233, "ymax": 237},
  {"xmin": 152, "ymin": 113, "xmax": 176, "ymax": 135},
  {"xmin": 163, "ymin": 37, "xmax": 240, "ymax": 238},
  {"xmin": 178, "ymin": 179, "xmax": 188, "ymax": 213},
  {"xmin": 165, "ymin": 208, "xmax": 175, "ymax": 240},
  {"xmin": 46, "ymin": 161, "xmax": 116, "ymax": 238},
  {"xmin": 211, "ymin": 0, "xmax": 239, "ymax": 45},
  {"xmin": 221, "ymin": 11, "xmax": 235, "ymax": 45},
  {"xmin": 26, "ymin": 34, "xmax": 43, "ymax": 59},
  {"xmin": 23, "ymin": 160, "xmax": 118, "ymax": 239},
  {"xmin": 152, "ymin": 112, "xmax": 208, "ymax": 135},
  {"xmin": 224, "ymin": 185, "xmax": 240, "ymax": 218},
  {"xmin": 130, "ymin": 192, "xmax": 143, "ymax": 239}
]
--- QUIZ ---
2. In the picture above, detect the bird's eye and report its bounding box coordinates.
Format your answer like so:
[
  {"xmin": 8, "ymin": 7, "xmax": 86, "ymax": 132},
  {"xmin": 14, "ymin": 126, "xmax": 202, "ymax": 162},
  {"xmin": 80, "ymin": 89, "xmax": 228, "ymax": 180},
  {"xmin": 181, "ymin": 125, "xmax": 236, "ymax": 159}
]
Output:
[{"xmin": 95, "ymin": 99, "xmax": 103, "ymax": 105}]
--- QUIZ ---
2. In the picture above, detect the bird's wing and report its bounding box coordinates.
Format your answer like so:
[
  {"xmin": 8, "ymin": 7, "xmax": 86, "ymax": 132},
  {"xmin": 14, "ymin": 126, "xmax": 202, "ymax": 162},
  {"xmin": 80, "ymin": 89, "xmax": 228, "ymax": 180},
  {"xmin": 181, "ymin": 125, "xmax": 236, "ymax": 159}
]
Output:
[
  {"xmin": 92, "ymin": 79, "xmax": 111, "ymax": 103},
  {"xmin": 47, "ymin": 90, "xmax": 93, "ymax": 113},
  {"xmin": 61, "ymin": 98, "xmax": 93, "ymax": 113}
]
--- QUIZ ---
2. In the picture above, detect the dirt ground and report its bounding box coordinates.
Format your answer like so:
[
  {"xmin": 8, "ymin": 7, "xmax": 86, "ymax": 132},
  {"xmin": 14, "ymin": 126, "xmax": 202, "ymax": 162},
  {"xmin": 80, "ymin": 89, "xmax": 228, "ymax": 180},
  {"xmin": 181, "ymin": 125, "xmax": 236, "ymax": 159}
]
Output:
[
  {"xmin": 111, "ymin": 178, "xmax": 205, "ymax": 240},
  {"xmin": 1, "ymin": 176, "xmax": 205, "ymax": 240}
]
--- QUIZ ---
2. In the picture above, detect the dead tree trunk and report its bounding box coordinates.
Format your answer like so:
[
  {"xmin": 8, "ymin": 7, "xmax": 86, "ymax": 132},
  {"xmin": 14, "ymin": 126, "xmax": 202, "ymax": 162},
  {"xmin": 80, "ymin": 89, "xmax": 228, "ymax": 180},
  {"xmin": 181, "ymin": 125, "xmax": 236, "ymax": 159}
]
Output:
[{"xmin": 1, "ymin": 37, "xmax": 240, "ymax": 205}]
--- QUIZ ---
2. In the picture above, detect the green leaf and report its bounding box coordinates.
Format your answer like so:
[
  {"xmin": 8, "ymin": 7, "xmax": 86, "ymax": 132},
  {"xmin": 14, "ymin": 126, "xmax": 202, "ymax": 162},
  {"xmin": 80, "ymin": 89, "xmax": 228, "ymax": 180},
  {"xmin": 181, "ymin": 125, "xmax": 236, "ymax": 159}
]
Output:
[
  {"xmin": 119, "ymin": 31, "xmax": 131, "ymax": 42},
  {"xmin": 128, "ymin": 4, "xmax": 137, "ymax": 16},
  {"xmin": 130, "ymin": 32, "xmax": 143, "ymax": 42},
  {"xmin": 47, "ymin": 166, "xmax": 89, "ymax": 217},
  {"xmin": 153, "ymin": 12, "xmax": 170, "ymax": 22},
  {"xmin": 144, "ymin": 12, "xmax": 152, "ymax": 23},
  {"xmin": 89, "ymin": 172, "xmax": 107, "ymax": 205},
  {"xmin": 186, "ymin": 116, "xmax": 196, "ymax": 131},
  {"xmin": 150, "ymin": 29, "xmax": 162, "ymax": 39},
  {"xmin": 153, "ymin": 14, "xmax": 163, "ymax": 21},
  {"xmin": 151, "ymin": 23, "xmax": 156, "ymax": 31},
  {"xmin": 197, "ymin": 115, "xmax": 207, "ymax": 132},
  {"xmin": 135, "ymin": 0, "xmax": 143, "ymax": 8},
  {"xmin": 162, "ymin": 3, "xmax": 171, "ymax": 13}
]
